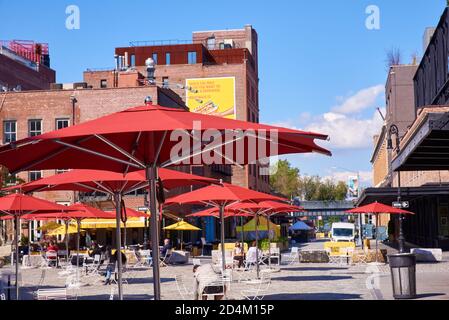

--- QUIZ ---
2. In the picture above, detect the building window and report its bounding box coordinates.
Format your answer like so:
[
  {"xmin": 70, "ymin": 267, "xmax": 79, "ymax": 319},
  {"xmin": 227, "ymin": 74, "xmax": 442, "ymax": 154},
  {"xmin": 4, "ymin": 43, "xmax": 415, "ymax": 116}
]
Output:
[
  {"xmin": 100, "ymin": 79, "xmax": 107, "ymax": 88},
  {"xmin": 3, "ymin": 120, "xmax": 16, "ymax": 144},
  {"xmin": 56, "ymin": 118, "xmax": 70, "ymax": 130},
  {"xmin": 166, "ymin": 53, "xmax": 171, "ymax": 65},
  {"xmin": 207, "ymin": 37, "xmax": 216, "ymax": 50},
  {"xmin": 162, "ymin": 77, "xmax": 169, "ymax": 88},
  {"xmin": 28, "ymin": 119, "xmax": 42, "ymax": 137},
  {"xmin": 56, "ymin": 169, "xmax": 69, "ymax": 174},
  {"xmin": 152, "ymin": 53, "xmax": 158, "ymax": 64},
  {"xmin": 188, "ymin": 51, "xmax": 197, "ymax": 64},
  {"xmin": 130, "ymin": 54, "xmax": 136, "ymax": 67},
  {"xmin": 28, "ymin": 171, "xmax": 42, "ymax": 182}
]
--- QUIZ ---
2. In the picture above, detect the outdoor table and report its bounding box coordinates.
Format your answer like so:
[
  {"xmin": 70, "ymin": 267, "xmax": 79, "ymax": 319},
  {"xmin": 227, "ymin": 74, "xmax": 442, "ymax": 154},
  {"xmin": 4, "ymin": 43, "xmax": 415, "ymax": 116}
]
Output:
[{"xmin": 22, "ymin": 254, "xmax": 45, "ymax": 268}]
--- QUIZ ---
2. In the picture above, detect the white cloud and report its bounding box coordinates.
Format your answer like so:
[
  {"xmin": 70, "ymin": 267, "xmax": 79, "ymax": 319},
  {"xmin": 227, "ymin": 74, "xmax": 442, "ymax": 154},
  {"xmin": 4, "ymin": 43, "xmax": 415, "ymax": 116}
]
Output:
[
  {"xmin": 305, "ymin": 110, "xmax": 384, "ymax": 149},
  {"xmin": 332, "ymin": 84, "xmax": 384, "ymax": 114}
]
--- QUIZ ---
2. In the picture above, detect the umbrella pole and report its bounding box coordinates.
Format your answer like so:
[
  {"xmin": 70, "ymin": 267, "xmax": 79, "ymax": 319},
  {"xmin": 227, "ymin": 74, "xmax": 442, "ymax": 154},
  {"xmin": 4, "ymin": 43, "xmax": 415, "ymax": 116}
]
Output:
[
  {"xmin": 76, "ymin": 219, "xmax": 80, "ymax": 285},
  {"xmin": 219, "ymin": 205, "xmax": 226, "ymax": 274},
  {"xmin": 15, "ymin": 215, "xmax": 20, "ymax": 300},
  {"xmin": 114, "ymin": 192, "xmax": 124, "ymax": 300},
  {"xmin": 124, "ymin": 222, "xmax": 127, "ymax": 249},
  {"xmin": 240, "ymin": 216, "xmax": 244, "ymax": 244},
  {"xmin": 147, "ymin": 165, "xmax": 161, "ymax": 300},
  {"xmin": 267, "ymin": 214, "xmax": 272, "ymax": 269},
  {"xmin": 255, "ymin": 214, "xmax": 260, "ymax": 279},
  {"xmin": 376, "ymin": 213, "xmax": 379, "ymax": 263},
  {"xmin": 65, "ymin": 221, "xmax": 69, "ymax": 267}
]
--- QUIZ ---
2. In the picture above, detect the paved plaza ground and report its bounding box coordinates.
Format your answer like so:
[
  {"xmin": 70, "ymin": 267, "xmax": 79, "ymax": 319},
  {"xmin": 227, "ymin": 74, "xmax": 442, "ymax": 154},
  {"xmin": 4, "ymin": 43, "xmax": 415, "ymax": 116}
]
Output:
[{"xmin": 1, "ymin": 240, "xmax": 449, "ymax": 300}]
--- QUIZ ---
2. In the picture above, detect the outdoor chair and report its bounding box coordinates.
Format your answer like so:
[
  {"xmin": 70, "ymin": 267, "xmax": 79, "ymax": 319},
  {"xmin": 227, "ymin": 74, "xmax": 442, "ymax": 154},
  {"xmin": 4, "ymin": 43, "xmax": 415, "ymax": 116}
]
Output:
[
  {"xmin": 201, "ymin": 275, "xmax": 227, "ymax": 300},
  {"xmin": 134, "ymin": 250, "xmax": 152, "ymax": 268},
  {"xmin": 45, "ymin": 251, "xmax": 58, "ymax": 267},
  {"xmin": 201, "ymin": 237, "xmax": 207, "ymax": 256},
  {"xmin": 240, "ymin": 270, "xmax": 272, "ymax": 300},
  {"xmin": 269, "ymin": 247, "xmax": 281, "ymax": 266},
  {"xmin": 175, "ymin": 275, "xmax": 195, "ymax": 300},
  {"xmin": 282, "ymin": 247, "xmax": 300, "ymax": 265},
  {"xmin": 325, "ymin": 248, "xmax": 348, "ymax": 265},
  {"xmin": 192, "ymin": 258, "xmax": 202, "ymax": 266},
  {"xmin": 84, "ymin": 254, "xmax": 102, "ymax": 277},
  {"xmin": 160, "ymin": 249, "xmax": 172, "ymax": 267},
  {"xmin": 216, "ymin": 250, "xmax": 234, "ymax": 270}
]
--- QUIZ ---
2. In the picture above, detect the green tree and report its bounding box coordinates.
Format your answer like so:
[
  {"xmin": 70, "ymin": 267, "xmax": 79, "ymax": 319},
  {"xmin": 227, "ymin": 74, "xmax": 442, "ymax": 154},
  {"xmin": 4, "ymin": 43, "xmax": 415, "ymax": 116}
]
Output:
[
  {"xmin": 334, "ymin": 181, "xmax": 349, "ymax": 200},
  {"xmin": 299, "ymin": 175, "xmax": 321, "ymax": 201},
  {"xmin": 269, "ymin": 160, "xmax": 300, "ymax": 198}
]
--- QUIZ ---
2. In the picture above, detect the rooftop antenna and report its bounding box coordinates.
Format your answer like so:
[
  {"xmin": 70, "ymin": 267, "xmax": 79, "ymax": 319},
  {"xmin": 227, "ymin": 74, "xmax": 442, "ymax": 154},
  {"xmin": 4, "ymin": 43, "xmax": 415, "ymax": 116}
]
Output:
[{"xmin": 376, "ymin": 107, "xmax": 386, "ymax": 121}]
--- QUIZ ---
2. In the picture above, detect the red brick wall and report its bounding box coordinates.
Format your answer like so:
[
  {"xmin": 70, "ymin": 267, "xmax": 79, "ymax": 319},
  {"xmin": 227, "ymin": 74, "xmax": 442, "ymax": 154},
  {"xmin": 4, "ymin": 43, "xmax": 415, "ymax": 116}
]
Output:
[{"xmin": 0, "ymin": 54, "xmax": 56, "ymax": 91}]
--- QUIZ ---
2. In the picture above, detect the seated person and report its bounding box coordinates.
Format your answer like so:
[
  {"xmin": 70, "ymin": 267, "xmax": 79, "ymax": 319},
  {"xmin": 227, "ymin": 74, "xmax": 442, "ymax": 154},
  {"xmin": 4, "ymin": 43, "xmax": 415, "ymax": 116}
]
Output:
[
  {"xmin": 104, "ymin": 246, "xmax": 127, "ymax": 285},
  {"xmin": 46, "ymin": 241, "xmax": 58, "ymax": 267},
  {"xmin": 245, "ymin": 241, "xmax": 262, "ymax": 268},
  {"xmin": 233, "ymin": 241, "xmax": 245, "ymax": 268},
  {"xmin": 160, "ymin": 239, "xmax": 172, "ymax": 257},
  {"xmin": 88, "ymin": 242, "xmax": 104, "ymax": 264},
  {"xmin": 193, "ymin": 264, "xmax": 226, "ymax": 300}
]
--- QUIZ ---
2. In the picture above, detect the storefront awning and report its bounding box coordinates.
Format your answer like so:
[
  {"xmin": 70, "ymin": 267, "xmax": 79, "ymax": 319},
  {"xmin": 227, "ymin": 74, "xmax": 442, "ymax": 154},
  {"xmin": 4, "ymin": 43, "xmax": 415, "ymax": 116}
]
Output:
[
  {"xmin": 393, "ymin": 111, "xmax": 449, "ymax": 171},
  {"xmin": 357, "ymin": 185, "xmax": 449, "ymax": 206}
]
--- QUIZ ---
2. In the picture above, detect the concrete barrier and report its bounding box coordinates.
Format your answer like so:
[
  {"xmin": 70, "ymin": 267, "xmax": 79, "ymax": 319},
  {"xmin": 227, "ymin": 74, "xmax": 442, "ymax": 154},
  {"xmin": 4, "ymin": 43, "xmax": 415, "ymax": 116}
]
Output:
[{"xmin": 410, "ymin": 248, "xmax": 443, "ymax": 262}]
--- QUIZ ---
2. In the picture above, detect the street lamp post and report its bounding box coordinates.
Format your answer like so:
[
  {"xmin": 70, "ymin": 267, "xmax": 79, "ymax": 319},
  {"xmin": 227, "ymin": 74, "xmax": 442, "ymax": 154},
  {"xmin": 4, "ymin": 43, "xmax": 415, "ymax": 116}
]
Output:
[{"xmin": 387, "ymin": 124, "xmax": 405, "ymax": 253}]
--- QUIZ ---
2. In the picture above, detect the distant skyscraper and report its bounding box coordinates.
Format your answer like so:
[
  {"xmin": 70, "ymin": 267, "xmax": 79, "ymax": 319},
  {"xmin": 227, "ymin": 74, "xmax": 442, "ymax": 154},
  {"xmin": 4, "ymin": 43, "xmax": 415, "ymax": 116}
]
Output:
[{"xmin": 423, "ymin": 27, "xmax": 436, "ymax": 53}]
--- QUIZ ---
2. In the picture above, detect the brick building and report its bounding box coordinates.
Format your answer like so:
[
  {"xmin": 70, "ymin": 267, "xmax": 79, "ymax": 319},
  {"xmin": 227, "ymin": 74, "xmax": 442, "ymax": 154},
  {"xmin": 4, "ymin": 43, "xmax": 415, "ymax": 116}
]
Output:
[
  {"xmin": 83, "ymin": 25, "xmax": 269, "ymax": 193},
  {"xmin": 362, "ymin": 8, "xmax": 449, "ymax": 249},
  {"xmin": 0, "ymin": 26, "xmax": 269, "ymax": 246},
  {"xmin": 0, "ymin": 40, "xmax": 55, "ymax": 91}
]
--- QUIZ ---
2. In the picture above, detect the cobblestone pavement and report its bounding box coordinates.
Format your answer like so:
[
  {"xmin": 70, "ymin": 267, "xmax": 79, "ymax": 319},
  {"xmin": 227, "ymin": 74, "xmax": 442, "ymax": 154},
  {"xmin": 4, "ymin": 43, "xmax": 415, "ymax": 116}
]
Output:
[{"xmin": 2, "ymin": 241, "xmax": 447, "ymax": 300}]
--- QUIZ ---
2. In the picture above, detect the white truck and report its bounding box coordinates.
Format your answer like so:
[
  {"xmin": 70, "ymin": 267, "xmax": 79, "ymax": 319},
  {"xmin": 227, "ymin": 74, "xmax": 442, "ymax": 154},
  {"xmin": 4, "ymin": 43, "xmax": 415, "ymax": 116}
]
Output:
[{"xmin": 331, "ymin": 223, "xmax": 355, "ymax": 242}]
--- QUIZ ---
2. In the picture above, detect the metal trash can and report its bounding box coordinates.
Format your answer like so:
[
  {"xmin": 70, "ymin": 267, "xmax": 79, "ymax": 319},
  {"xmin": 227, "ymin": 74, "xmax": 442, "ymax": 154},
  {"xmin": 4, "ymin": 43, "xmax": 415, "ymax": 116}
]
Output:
[{"xmin": 388, "ymin": 253, "xmax": 417, "ymax": 299}]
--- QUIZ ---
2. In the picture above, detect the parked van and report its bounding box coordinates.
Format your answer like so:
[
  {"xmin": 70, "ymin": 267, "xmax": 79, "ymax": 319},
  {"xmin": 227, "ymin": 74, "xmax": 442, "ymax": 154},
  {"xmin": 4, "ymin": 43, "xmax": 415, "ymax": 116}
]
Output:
[{"xmin": 331, "ymin": 223, "xmax": 355, "ymax": 242}]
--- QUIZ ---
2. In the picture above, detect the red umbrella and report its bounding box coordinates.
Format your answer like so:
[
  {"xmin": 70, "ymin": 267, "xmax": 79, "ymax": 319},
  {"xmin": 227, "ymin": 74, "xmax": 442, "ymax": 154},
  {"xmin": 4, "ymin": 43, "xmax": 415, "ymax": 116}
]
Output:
[
  {"xmin": 3, "ymin": 168, "xmax": 216, "ymax": 299},
  {"xmin": 347, "ymin": 202, "xmax": 414, "ymax": 261},
  {"xmin": 166, "ymin": 183, "xmax": 286, "ymax": 273},
  {"xmin": 220, "ymin": 200, "xmax": 303, "ymax": 274},
  {"xmin": 0, "ymin": 194, "xmax": 72, "ymax": 300},
  {"xmin": 0, "ymin": 103, "xmax": 331, "ymax": 300}
]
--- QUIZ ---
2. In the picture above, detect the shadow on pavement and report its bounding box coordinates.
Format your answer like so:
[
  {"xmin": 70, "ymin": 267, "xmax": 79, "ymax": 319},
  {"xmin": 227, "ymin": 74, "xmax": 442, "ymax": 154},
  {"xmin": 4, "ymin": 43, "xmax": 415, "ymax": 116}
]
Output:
[
  {"xmin": 273, "ymin": 275, "xmax": 353, "ymax": 282},
  {"xmin": 263, "ymin": 293, "xmax": 362, "ymax": 300},
  {"xmin": 285, "ymin": 267, "xmax": 349, "ymax": 272}
]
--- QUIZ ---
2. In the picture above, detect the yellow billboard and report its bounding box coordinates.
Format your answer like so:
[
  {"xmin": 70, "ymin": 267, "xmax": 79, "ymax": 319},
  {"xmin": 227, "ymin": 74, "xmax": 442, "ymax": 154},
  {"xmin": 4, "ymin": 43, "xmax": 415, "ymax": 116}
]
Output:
[{"xmin": 185, "ymin": 77, "xmax": 236, "ymax": 119}]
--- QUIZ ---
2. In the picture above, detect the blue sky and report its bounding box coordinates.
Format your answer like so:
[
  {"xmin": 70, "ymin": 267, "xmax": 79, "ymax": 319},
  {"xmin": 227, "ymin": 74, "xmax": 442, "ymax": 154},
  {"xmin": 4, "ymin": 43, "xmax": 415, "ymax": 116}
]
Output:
[{"xmin": 0, "ymin": 0, "xmax": 446, "ymax": 185}]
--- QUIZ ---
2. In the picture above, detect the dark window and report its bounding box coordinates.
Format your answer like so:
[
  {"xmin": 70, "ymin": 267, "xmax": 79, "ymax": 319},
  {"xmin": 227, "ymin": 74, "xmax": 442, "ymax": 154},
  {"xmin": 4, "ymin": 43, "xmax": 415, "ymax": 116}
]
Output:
[
  {"xmin": 56, "ymin": 118, "xmax": 70, "ymax": 130},
  {"xmin": 100, "ymin": 79, "xmax": 107, "ymax": 88},
  {"xmin": 166, "ymin": 53, "xmax": 171, "ymax": 65},
  {"xmin": 152, "ymin": 53, "xmax": 158, "ymax": 64},
  {"xmin": 28, "ymin": 171, "xmax": 42, "ymax": 182},
  {"xmin": 28, "ymin": 119, "xmax": 42, "ymax": 137},
  {"xmin": 3, "ymin": 120, "xmax": 16, "ymax": 144},
  {"xmin": 207, "ymin": 37, "xmax": 216, "ymax": 50},
  {"xmin": 188, "ymin": 51, "xmax": 197, "ymax": 64}
]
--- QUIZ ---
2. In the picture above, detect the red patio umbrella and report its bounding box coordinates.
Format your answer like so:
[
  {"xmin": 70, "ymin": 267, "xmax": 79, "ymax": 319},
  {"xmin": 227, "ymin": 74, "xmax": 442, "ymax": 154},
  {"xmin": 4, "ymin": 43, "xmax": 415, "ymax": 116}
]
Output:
[
  {"xmin": 0, "ymin": 103, "xmax": 331, "ymax": 300},
  {"xmin": 0, "ymin": 193, "xmax": 73, "ymax": 300},
  {"xmin": 220, "ymin": 201, "xmax": 303, "ymax": 275},
  {"xmin": 166, "ymin": 183, "xmax": 286, "ymax": 273},
  {"xmin": 347, "ymin": 202, "xmax": 414, "ymax": 261},
  {"xmin": 3, "ymin": 168, "xmax": 216, "ymax": 300},
  {"xmin": 29, "ymin": 203, "xmax": 114, "ymax": 283}
]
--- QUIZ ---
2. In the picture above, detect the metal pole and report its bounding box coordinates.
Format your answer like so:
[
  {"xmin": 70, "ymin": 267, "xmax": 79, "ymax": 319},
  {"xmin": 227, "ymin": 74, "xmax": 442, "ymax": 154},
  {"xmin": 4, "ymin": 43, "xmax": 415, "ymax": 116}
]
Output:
[
  {"xmin": 123, "ymin": 222, "xmax": 127, "ymax": 249},
  {"xmin": 397, "ymin": 171, "xmax": 405, "ymax": 254},
  {"xmin": 240, "ymin": 216, "xmax": 244, "ymax": 244},
  {"xmin": 15, "ymin": 215, "xmax": 19, "ymax": 300},
  {"xmin": 65, "ymin": 221, "xmax": 69, "ymax": 266},
  {"xmin": 147, "ymin": 165, "xmax": 161, "ymax": 300},
  {"xmin": 255, "ymin": 214, "xmax": 260, "ymax": 279},
  {"xmin": 375, "ymin": 213, "xmax": 379, "ymax": 263},
  {"xmin": 359, "ymin": 214, "xmax": 364, "ymax": 250},
  {"xmin": 76, "ymin": 219, "xmax": 80, "ymax": 285},
  {"xmin": 219, "ymin": 205, "xmax": 226, "ymax": 273},
  {"xmin": 114, "ymin": 193, "xmax": 124, "ymax": 300},
  {"xmin": 267, "ymin": 214, "xmax": 272, "ymax": 269}
]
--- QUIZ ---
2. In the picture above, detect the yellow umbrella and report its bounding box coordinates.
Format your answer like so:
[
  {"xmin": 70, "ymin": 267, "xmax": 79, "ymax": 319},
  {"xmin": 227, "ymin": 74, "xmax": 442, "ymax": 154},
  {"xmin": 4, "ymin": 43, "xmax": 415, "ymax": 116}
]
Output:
[
  {"xmin": 37, "ymin": 221, "xmax": 62, "ymax": 231},
  {"xmin": 163, "ymin": 220, "xmax": 201, "ymax": 250},
  {"xmin": 47, "ymin": 224, "xmax": 85, "ymax": 236},
  {"xmin": 163, "ymin": 220, "xmax": 201, "ymax": 231}
]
